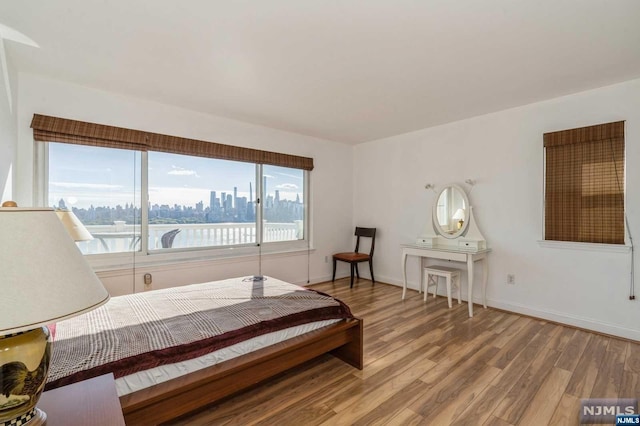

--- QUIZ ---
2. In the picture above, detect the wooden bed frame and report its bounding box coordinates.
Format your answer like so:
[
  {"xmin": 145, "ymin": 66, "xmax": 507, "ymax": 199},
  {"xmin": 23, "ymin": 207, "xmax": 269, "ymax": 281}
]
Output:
[{"xmin": 119, "ymin": 317, "xmax": 363, "ymax": 425}]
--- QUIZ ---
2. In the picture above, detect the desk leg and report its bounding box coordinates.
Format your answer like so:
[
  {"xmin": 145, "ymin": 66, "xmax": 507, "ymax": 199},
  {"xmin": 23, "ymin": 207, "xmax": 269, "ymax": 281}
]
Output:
[
  {"xmin": 467, "ymin": 255, "xmax": 474, "ymax": 317},
  {"xmin": 482, "ymin": 257, "xmax": 488, "ymax": 309},
  {"xmin": 402, "ymin": 251, "xmax": 408, "ymax": 300},
  {"xmin": 419, "ymin": 257, "xmax": 423, "ymax": 294}
]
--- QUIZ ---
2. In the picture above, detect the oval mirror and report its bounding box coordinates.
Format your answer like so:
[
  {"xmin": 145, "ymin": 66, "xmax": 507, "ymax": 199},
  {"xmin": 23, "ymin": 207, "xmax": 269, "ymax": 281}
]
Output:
[{"xmin": 432, "ymin": 184, "xmax": 470, "ymax": 239}]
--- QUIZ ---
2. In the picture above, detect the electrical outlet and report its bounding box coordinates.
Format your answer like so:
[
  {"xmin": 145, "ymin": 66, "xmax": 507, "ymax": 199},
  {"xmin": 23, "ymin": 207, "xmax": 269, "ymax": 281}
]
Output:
[
  {"xmin": 507, "ymin": 274, "xmax": 515, "ymax": 285},
  {"xmin": 324, "ymin": 256, "xmax": 329, "ymax": 263},
  {"xmin": 144, "ymin": 273, "xmax": 152, "ymax": 285}
]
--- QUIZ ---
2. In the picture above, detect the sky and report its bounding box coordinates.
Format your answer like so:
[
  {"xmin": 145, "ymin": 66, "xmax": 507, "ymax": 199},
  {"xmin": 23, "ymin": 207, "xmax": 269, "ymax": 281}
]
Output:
[{"xmin": 48, "ymin": 143, "xmax": 304, "ymax": 209}]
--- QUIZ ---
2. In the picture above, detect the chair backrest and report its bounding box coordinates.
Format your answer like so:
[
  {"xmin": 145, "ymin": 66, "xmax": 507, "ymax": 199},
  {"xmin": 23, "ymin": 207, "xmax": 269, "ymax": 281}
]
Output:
[
  {"xmin": 161, "ymin": 229, "xmax": 181, "ymax": 248},
  {"xmin": 354, "ymin": 227, "xmax": 376, "ymax": 257}
]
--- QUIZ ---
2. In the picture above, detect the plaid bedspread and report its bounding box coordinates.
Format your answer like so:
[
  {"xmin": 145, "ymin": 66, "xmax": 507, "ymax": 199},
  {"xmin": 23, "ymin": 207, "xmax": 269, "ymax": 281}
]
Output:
[{"xmin": 46, "ymin": 276, "xmax": 353, "ymax": 390}]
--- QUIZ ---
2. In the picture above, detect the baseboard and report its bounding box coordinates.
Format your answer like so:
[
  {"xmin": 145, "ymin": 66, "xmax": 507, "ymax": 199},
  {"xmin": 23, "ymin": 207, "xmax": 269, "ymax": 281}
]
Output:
[
  {"xmin": 303, "ymin": 273, "xmax": 380, "ymax": 287},
  {"xmin": 380, "ymin": 278, "xmax": 640, "ymax": 342},
  {"xmin": 294, "ymin": 274, "xmax": 351, "ymax": 286},
  {"xmin": 376, "ymin": 275, "xmax": 405, "ymax": 287},
  {"xmin": 487, "ymin": 299, "xmax": 640, "ymax": 342}
]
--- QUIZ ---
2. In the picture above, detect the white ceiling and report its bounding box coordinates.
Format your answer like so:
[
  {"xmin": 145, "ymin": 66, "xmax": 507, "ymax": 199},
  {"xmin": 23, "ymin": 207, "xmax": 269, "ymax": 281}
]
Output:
[{"xmin": 1, "ymin": 0, "xmax": 640, "ymax": 144}]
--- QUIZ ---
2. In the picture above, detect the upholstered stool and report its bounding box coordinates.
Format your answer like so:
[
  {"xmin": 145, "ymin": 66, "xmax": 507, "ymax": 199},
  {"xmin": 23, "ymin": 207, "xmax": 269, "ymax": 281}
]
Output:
[{"xmin": 424, "ymin": 266, "xmax": 462, "ymax": 308}]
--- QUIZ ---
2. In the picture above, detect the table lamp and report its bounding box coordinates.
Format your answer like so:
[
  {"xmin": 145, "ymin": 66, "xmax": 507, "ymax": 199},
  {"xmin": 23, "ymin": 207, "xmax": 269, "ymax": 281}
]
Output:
[
  {"xmin": 453, "ymin": 208, "xmax": 465, "ymax": 230},
  {"xmin": 55, "ymin": 209, "xmax": 94, "ymax": 242},
  {"xmin": 0, "ymin": 202, "xmax": 110, "ymax": 425}
]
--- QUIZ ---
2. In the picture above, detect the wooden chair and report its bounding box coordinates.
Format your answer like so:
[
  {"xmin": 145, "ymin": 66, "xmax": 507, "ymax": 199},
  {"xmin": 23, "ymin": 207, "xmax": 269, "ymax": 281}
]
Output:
[
  {"xmin": 161, "ymin": 229, "xmax": 181, "ymax": 248},
  {"xmin": 332, "ymin": 227, "xmax": 376, "ymax": 288}
]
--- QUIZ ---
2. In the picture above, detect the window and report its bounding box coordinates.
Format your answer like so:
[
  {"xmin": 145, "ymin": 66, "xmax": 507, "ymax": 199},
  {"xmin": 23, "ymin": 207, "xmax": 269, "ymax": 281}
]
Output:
[
  {"xmin": 262, "ymin": 165, "xmax": 305, "ymax": 242},
  {"xmin": 43, "ymin": 144, "xmax": 308, "ymax": 256},
  {"xmin": 544, "ymin": 121, "xmax": 625, "ymax": 244},
  {"xmin": 148, "ymin": 151, "xmax": 257, "ymax": 250},
  {"xmin": 33, "ymin": 114, "xmax": 312, "ymax": 258},
  {"xmin": 48, "ymin": 143, "xmax": 141, "ymax": 255}
]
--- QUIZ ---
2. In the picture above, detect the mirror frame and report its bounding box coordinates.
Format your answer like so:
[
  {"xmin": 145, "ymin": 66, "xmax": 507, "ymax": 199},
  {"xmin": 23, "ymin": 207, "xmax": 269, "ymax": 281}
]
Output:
[{"xmin": 432, "ymin": 183, "xmax": 470, "ymax": 239}]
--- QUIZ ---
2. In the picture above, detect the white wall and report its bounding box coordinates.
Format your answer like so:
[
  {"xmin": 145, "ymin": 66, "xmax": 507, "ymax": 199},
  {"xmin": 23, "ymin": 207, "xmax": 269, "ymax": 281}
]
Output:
[
  {"xmin": 0, "ymin": 54, "xmax": 16, "ymax": 201},
  {"xmin": 354, "ymin": 78, "xmax": 640, "ymax": 340},
  {"xmin": 11, "ymin": 72, "xmax": 640, "ymax": 339},
  {"xmin": 14, "ymin": 73, "xmax": 354, "ymax": 295}
]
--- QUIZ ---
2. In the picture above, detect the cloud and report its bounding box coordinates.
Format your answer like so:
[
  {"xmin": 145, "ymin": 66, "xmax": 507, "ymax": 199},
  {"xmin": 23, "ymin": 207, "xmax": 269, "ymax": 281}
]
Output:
[
  {"xmin": 48, "ymin": 192, "xmax": 139, "ymax": 208},
  {"xmin": 276, "ymin": 183, "xmax": 299, "ymax": 190},
  {"xmin": 50, "ymin": 181, "xmax": 123, "ymax": 190},
  {"xmin": 275, "ymin": 172, "xmax": 303, "ymax": 180},
  {"xmin": 168, "ymin": 169, "xmax": 197, "ymax": 176},
  {"xmin": 168, "ymin": 165, "xmax": 199, "ymax": 177}
]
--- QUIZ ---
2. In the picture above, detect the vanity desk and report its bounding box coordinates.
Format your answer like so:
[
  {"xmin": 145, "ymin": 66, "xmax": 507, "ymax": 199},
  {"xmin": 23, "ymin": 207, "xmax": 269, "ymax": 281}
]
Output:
[
  {"xmin": 404, "ymin": 182, "xmax": 490, "ymax": 317},
  {"xmin": 401, "ymin": 244, "xmax": 490, "ymax": 317}
]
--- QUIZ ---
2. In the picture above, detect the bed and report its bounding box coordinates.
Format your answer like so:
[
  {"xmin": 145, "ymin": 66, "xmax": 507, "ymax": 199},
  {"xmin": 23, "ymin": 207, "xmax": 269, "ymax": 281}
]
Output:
[{"xmin": 45, "ymin": 276, "xmax": 363, "ymax": 424}]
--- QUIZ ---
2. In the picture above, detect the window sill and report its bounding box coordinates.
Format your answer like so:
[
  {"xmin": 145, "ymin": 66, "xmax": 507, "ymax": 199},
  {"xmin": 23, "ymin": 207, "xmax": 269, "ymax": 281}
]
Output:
[
  {"xmin": 89, "ymin": 242, "xmax": 314, "ymax": 274},
  {"xmin": 537, "ymin": 240, "xmax": 632, "ymax": 253}
]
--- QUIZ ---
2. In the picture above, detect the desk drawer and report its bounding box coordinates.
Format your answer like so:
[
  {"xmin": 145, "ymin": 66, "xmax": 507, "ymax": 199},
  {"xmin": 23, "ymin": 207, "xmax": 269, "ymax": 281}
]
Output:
[{"xmin": 458, "ymin": 239, "xmax": 484, "ymax": 250}]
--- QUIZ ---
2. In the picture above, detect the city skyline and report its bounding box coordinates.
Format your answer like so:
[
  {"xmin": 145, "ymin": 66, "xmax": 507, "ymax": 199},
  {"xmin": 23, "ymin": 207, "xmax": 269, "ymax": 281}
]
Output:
[
  {"xmin": 65, "ymin": 185, "xmax": 303, "ymax": 226},
  {"xmin": 49, "ymin": 142, "xmax": 304, "ymax": 209}
]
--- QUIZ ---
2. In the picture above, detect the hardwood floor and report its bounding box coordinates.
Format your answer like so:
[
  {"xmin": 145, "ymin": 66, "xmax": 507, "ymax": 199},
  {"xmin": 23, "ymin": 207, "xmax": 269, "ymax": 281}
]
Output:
[{"xmin": 170, "ymin": 279, "xmax": 640, "ymax": 425}]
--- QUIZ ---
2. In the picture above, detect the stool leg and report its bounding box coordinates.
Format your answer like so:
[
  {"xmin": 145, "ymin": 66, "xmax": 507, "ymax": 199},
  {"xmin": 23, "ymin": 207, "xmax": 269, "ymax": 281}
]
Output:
[
  {"xmin": 456, "ymin": 274, "xmax": 462, "ymax": 304},
  {"xmin": 446, "ymin": 275, "xmax": 453, "ymax": 308},
  {"xmin": 423, "ymin": 270, "xmax": 428, "ymax": 302},
  {"xmin": 432, "ymin": 276, "xmax": 438, "ymax": 299}
]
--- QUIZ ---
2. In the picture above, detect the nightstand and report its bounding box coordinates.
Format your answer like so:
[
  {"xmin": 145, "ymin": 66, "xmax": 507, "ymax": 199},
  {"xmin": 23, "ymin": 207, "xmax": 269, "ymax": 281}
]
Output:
[{"xmin": 39, "ymin": 373, "xmax": 125, "ymax": 426}]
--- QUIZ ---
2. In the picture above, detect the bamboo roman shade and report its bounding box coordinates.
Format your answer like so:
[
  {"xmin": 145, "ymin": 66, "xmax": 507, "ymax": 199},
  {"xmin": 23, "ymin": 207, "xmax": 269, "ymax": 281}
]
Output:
[
  {"xmin": 31, "ymin": 114, "xmax": 314, "ymax": 170},
  {"xmin": 31, "ymin": 114, "xmax": 150, "ymax": 151},
  {"xmin": 544, "ymin": 121, "xmax": 624, "ymax": 244}
]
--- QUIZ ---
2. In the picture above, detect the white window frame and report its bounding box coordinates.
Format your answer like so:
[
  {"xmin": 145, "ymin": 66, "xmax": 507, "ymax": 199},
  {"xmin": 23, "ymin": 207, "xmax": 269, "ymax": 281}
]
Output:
[
  {"xmin": 35, "ymin": 142, "xmax": 312, "ymax": 271},
  {"xmin": 538, "ymin": 136, "xmax": 631, "ymax": 253}
]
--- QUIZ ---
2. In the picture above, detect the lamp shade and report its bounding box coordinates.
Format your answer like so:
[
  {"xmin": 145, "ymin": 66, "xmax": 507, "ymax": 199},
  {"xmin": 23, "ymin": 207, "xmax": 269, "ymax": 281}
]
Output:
[
  {"xmin": 0, "ymin": 207, "xmax": 110, "ymax": 334},
  {"xmin": 56, "ymin": 209, "xmax": 94, "ymax": 241},
  {"xmin": 452, "ymin": 208, "xmax": 466, "ymax": 220}
]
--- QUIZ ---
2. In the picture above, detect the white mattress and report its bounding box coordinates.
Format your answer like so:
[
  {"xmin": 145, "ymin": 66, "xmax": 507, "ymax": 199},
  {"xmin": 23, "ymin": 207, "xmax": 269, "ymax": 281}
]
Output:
[{"xmin": 116, "ymin": 318, "xmax": 340, "ymax": 396}]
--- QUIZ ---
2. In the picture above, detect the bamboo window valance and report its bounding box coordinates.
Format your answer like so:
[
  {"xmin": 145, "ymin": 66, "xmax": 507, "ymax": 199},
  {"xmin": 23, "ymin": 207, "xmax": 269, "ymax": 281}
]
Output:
[
  {"xmin": 543, "ymin": 121, "xmax": 624, "ymax": 148},
  {"xmin": 31, "ymin": 114, "xmax": 314, "ymax": 171}
]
